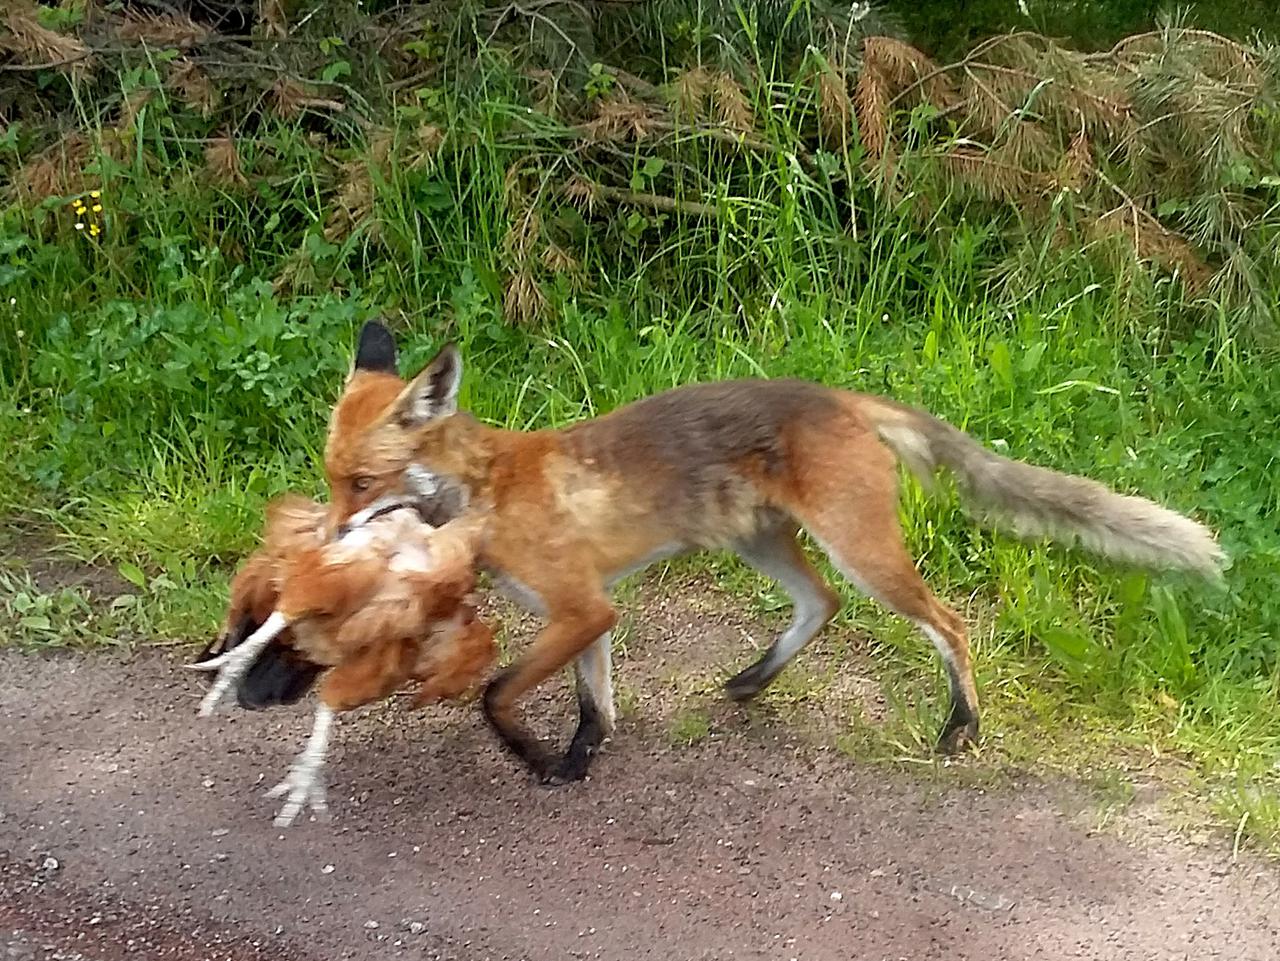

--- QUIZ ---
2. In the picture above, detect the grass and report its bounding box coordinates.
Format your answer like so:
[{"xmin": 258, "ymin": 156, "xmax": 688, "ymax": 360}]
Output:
[
  {"xmin": 667, "ymin": 707, "xmax": 713, "ymax": 747},
  {"xmin": 1, "ymin": 9, "xmax": 1278, "ymax": 854},
  {"xmin": 0, "ymin": 560, "xmax": 216, "ymax": 650}
]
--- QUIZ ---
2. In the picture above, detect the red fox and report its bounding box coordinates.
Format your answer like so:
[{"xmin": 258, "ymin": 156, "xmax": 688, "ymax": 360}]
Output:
[{"xmin": 323, "ymin": 321, "xmax": 1224, "ymax": 784}]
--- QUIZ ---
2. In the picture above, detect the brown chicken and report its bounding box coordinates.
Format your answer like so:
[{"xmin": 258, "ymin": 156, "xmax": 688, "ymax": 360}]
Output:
[{"xmin": 190, "ymin": 492, "xmax": 495, "ymax": 826}]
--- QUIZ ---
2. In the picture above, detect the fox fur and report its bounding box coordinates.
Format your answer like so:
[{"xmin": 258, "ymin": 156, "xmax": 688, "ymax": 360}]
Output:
[{"xmin": 320, "ymin": 321, "xmax": 1224, "ymax": 784}]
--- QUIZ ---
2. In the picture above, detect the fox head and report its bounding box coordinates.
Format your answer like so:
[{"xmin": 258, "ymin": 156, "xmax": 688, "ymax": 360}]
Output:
[{"xmin": 324, "ymin": 321, "xmax": 474, "ymax": 534}]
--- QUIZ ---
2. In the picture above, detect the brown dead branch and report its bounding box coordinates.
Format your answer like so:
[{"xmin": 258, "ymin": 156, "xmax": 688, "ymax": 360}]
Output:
[
  {"xmin": 1089, "ymin": 206, "xmax": 1212, "ymax": 291},
  {"xmin": 204, "ymin": 137, "xmax": 248, "ymax": 189},
  {"xmin": 579, "ymin": 97, "xmax": 661, "ymax": 142},
  {"xmin": 711, "ymin": 71, "xmax": 754, "ymax": 132},
  {"xmin": 168, "ymin": 59, "xmax": 218, "ymax": 118},
  {"xmin": 817, "ymin": 64, "xmax": 853, "ymax": 146},
  {"xmin": 502, "ymin": 268, "xmax": 546, "ymax": 325},
  {"xmin": 559, "ymin": 179, "xmax": 717, "ymax": 218},
  {"xmin": 2, "ymin": 2, "xmax": 93, "ymax": 77},
  {"xmin": 270, "ymin": 76, "xmax": 345, "ymax": 119},
  {"xmin": 10, "ymin": 133, "xmax": 92, "ymax": 203},
  {"xmin": 117, "ymin": 9, "xmax": 209, "ymax": 50},
  {"xmin": 853, "ymin": 64, "xmax": 888, "ymax": 161}
]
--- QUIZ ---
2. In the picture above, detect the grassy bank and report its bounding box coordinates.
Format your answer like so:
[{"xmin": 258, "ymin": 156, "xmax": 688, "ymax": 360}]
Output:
[{"xmin": 1, "ymin": 3, "xmax": 1277, "ymax": 850}]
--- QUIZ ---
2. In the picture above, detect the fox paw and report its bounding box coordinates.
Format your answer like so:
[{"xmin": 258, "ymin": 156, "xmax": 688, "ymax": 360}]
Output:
[
  {"xmin": 935, "ymin": 717, "xmax": 980, "ymax": 756},
  {"xmin": 537, "ymin": 748, "xmax": 598, "ymax": 788},
  {"xmin": 723, "ymin": 661, "xmax": 775, "ymax": 702}
]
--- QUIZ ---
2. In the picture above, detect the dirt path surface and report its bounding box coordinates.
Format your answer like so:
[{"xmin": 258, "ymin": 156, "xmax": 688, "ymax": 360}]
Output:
[{"xmin": 3, "ymin": 627, "xmax": 1278, "ymax": 961}]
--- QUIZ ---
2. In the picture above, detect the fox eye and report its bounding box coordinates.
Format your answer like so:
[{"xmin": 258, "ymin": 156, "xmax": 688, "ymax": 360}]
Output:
[{"xmin": 351, "ymin": 475, "xmax": 374, "ymax": 494}]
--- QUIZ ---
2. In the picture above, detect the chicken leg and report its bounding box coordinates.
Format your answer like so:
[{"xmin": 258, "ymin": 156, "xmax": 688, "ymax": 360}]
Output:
[
  {"xmin": 265, "ymin": 704, "xmax": 334, "ymax": 826},
  {"xmin": 190, "ymin": 613, "xmax": 290, "ymax": 716}
]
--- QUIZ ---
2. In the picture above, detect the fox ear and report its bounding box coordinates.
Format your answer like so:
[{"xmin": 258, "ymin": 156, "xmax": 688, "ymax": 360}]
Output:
[
  {"xmin": 395, "ymin": 343, "xmax": 462, "ymax": 426},
  {"xmin": 352, "ymin": 320, "xmax": 398, "ymax": 376}
]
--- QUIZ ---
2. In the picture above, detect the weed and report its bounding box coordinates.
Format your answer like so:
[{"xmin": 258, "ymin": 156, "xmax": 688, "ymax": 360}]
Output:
[
  {"xmin": 0, "ymin": 566, "xmax": 217, "ymax": 649},
  {"xmin": 667, "ymin": 707, "xmax": 712, "ymax": 747}
]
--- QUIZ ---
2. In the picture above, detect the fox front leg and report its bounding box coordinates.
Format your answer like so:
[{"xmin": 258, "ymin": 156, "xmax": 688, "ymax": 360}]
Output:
[{"xmin": 481, "ymin": 591, "xmax": 618, "ymax": 785}]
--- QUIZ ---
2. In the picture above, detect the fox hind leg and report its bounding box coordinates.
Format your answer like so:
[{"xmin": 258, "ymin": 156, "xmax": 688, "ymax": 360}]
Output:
[
  {"xmin": 912, "ymin": 604, "xmax": 979, "ymax": 753},
  {"xmin": 792, "ymin": 464, "xmax": 980, "ymax": 754},
  {"xmin": 723, "ymin": 521, "xmax": 841, "ymax": 702},
  {"xmin": 817, "ymin": 535, "xmax": 978, "ymax": 752}
]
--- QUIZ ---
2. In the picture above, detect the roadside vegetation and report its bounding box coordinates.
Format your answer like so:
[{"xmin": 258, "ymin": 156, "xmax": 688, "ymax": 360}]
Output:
[{"xmin": 1, "ymin": 0, "xmax": 1277, "ymax": 851}]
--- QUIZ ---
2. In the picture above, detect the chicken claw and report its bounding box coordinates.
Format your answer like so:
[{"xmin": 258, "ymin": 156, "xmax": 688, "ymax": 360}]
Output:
[{"xmin": 265, "ymin": 705, "xmax": 334, "ymax": 827}]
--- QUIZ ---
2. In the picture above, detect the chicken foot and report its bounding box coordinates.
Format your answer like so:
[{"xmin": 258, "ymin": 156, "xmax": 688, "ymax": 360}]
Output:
[{"xmin": 265, "ymin": 704, "xmax": 335, "ymax": 827}]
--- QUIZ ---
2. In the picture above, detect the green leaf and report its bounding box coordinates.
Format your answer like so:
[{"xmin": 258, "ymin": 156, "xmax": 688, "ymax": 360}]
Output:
[
  {"xmin": 642, "ymin": 156, "xmax": 666, "ymax": 179},
  {"xmin": 1036, "ymin": 380, "xmax": 1119, "ymax": 396},
  {"xmin": 1118, "ymin": 571, "xmax": 1148, "ymax": 608},
  {"xmin": 19, "ymin": 615, "xmax": 52, "ymax": 632},
  {"xmin": 1150, "ymin": 587, "xmax": 1192, "ymax": 671},
  {"xmin": 414, "ymin": 180, "xmax": 454, "ymax": 211},
  {"xmin": 1039, "ymin": 626, "xmax": 1095, "ymax": 672},
  {"xmin": 1019, "ymin": 341, "xmax": 1046, "ymax": 374},
  {"xmin": 117, "ymin": 562, "xmax": 147, "ymax": 590},
  {"xmin": 321, "ymin": 61, "xmax": 351, "ymax": 84},
  {"xmin": 989, "ymin": 340, "xmax": 1013, "ymax": 388}
]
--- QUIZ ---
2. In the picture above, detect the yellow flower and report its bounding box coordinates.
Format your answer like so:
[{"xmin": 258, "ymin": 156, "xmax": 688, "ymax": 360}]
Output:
[
  {"xmin": 89, "ymin": 224, "xmax": 101, "ymax": 237},
  {"xmin": 89, "ymin": 190, "xmax": 101, "ymax": 199},
  {"xmin": 92, "ymin": 204, "xmax": 102, "ymax": 213}
]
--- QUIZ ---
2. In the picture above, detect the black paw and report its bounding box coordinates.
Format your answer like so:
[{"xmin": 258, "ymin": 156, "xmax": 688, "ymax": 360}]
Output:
[
  {"xmin": 935, "ymin": 713, "xmax": 980, "ymax": 755},
  {"xmin": 537, "ymin": 750, "xmax": 594, "ymax": 787},
  {"xmin": 723, "ymin": 663, "xmax": 768, "ymax": 703}
]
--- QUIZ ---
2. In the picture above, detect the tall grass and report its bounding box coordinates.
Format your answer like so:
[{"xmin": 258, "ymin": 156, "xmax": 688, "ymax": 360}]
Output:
[{"xmin": 1, "ymin": 12, "xmax": 1278, "ymax": 849}]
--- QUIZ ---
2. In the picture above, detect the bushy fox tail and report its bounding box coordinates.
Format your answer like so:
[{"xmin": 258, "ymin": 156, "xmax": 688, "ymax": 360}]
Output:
[{"xmin": 865, "ymin": 399, "xmax": 1225, "ymax": 578}]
